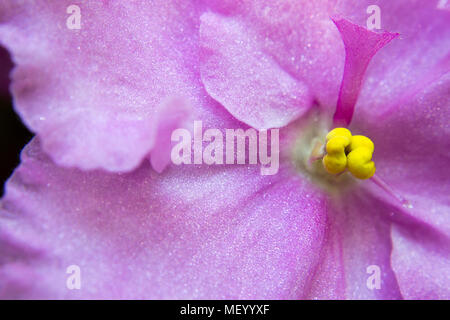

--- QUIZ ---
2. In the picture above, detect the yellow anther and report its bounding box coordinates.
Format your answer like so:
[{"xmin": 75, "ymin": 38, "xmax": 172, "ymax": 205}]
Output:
[
  {"xmin": 320, "ymin": 129, "xmax": 376, "ymax": 180},
  {"xmin": 346, "ymin": 135, "xmax": 376, "ymax": 179},
  {"xmin": 325, "ymin": 128, "xmax": 352, "ymax": 141},
  {"xmin": 322, "ymin": 128, "xmax": 352, "ymax": 174}
]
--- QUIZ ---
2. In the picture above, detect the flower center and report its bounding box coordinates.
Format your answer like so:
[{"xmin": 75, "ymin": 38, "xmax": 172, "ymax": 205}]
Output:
[
  {"xmin": 289, "ymin": 110, "xmax": 411, "ymax": 208},
  {"xmin": 289, "ymin": 110, "xmax": 358, "ymax": 192}
]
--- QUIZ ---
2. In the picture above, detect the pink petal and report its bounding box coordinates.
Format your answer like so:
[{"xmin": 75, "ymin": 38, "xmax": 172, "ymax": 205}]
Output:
[
  {"xmin": 351, "ymin": 72, "xmax": 450, "ymax": 299},
  {"xmin": 340, "ymin": 4, "xmax": 450, "ymax": 294},
  {"xmin": 307, "ymin": 189, "xmax": 402, "ymax": 299},
  {"xmin": 201, "ymin": 0, "xmax": 346, "ymax": 121},
  {"xmin": 391, "ymin": 224, "xmax": 450, "ymax": 299},
  {"xmin": 0, "ymin": 139, "xmax": 328, "ymax": 299},
  {"xmin": 355, "ymin": 74, "xmax": 450, "ymax": 299},
  {"xmin": 149, "ymin": 98, "xmax": 193, "ymax": 173},
  {"xmin": 331, "ymin": 18, "xmax": 398, "ymax": 127},
  {"xmin": 0, "ymin": 1, "xmax": 203, "ymax": 172},
  {"xmin": 352, "ymin": 73, "xmax": 450, "ymax": 237},
  {"xmin": 199, "ymin": 12, "xmax": 312, "ymax": 129},
  {"xmin": 334, "ymin": 0, "xmax": 450, "ymax": 119},
  {"xmin": 437, "ymin": 0, "xmax": 450, "ymax": 11}
]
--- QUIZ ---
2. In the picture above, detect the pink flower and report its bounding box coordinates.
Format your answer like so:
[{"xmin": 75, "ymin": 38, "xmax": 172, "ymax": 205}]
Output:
[{"xmin": 0, "ymin": 0, "xmax": 449, "ymax": 299}]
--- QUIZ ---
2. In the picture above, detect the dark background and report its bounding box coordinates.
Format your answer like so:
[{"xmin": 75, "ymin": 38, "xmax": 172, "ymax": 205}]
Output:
[{"xmin": 0, "ymin": 45, "xmax": 33, "ymax": 196}]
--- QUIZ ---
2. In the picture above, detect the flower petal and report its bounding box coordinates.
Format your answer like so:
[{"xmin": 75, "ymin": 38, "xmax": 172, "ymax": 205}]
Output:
[
  {"xmin": 335, "ymin": 0, "xmax": 450, "ymax": 118},
  {"xmin": 307, "ymin": 189, "xmax": 402, "ymax": 299},
  {"xmin": 0, "ymin": 139, "xmax": 328, "ymax": 299},
  {"xmin": 351, "ymin": 70, "xmax": 450, "ymax": 299},
  {"xmin": 391, "ymin": 224, "xmax": 450, "ymax": 299},
  {"xmin": 0, "ymin": 0, "xmax": 203, "ymax": 172},
  {"xmin": 331, "ymin": 18, "xmax": 398, "ymax": 126},
  {"xmin": 201, "ymin": 0, "xmax": 347, "ymax": 119},
  {"xmin": 149, "ymin": 98, "xmax": 193, "ymax": 173},
  {"xmin": 353, "ymin": 73, "xmax": 450, "ymax": 237},
  {"xmin": 199, "ymin": 12, "xmax": 312, "ymax": 129}
]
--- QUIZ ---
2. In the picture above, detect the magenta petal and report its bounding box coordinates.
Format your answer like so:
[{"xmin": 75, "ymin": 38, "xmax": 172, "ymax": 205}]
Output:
[
  {"xmin": 203, "ymin": 0, "xmax": 346, "ymax": 113},
  {"xmin": 335, "ymin": 1, "xmax": 450, "ymax": 118},
  {"xmin": 200, "ymin": 12, "xmax": 312, "ymax": 129},
  {"xmin": 0, "ymin": 139, "xmax": 328, "ymax": 299},
  {"xmin": 350, "ymin": 72, "xmax": 450, "ymax": 299},
  {"xmin": 353, "ymin": 73, "xmax": 450, "ymax": 237},
  {"xmin": 438, "ymin": 0, "xmax": 450, "ymax": 11},
  {"xmin": 391, "ymin": 225, "xmax": 450, "ymax": 299},
  {"xmin": 307, "ymin": 189, "xmax": 402, "ymax": 299},
  {"xmin": 149, "ymin": 98, "xmax": 193, "ymax": 173},
  {"xmin": 331, "ymin": 18, "xmax": 398, "ymax": 127},
  {"xmin": 0, "ymin": 1, "xmax": 201, "ymax": 172}
]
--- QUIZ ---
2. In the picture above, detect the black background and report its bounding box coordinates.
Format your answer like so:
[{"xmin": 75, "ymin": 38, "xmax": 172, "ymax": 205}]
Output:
[{"xmin": 0, "ymin": 45, "xmax": 33, "ymax": 196}]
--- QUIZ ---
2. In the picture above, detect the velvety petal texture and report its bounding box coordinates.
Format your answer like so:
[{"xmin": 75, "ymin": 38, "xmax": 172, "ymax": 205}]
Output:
[
  {"xmin": 335, "ymin": 0, "xmax": 450, "ymax": 119},
  {"xmin": 391, "ymin": 224, "xmax": 450, "ymax": 299},
  {"xmin": 0, "ymin": 1, "xmax": 203, "ymax": 172},
  {"xmin": 353, "ymin": 73, "xmax": 450, "ymax": 235},
  {"xmin": 202, "ymin": 0, "xmax": 345, "ymax": 113},
  {"xmin": 331, "ymin": 17, "xmax": 398, "ymax": 126},
  {"xmin": 340, "ymin": 1, "xmax": 450, "ymax": 299},
  {"xmin": 200, "ymin": 11, "xmax": 312, "ymax": 129},
  {"xmin": 307, "ymin": 189, "xmax": 402, "ymax": 299},
  {"xmin": 0, "ymin": 139, "xmax": 328, "ymax": 299},
  {"xmin": 148, "ymin": 98, "xmax": 193, "ymax": 173},
  {"xmin": 0, "ymin": 0, "xmax": 449, "ymax": 300},
  {"xmin": 352, "ymin": 73, "xmax": 450, "ymax": 299}
]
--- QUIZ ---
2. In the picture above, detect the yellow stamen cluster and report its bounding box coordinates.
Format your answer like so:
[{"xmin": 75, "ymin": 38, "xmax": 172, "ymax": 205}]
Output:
[{"xmin": 322, "ymin": 128, "xmax": 376, "ymax": 180}]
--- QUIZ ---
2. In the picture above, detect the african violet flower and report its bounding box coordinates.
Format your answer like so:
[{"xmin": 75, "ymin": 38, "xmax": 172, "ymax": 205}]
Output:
[{"xmin": 0, "ymin": 0, "xmax": 449, "ymax": 299}]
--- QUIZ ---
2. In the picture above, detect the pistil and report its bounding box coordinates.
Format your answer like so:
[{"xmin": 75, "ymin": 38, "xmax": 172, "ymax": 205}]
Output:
[{"xmin": 371, "ymin": 174, "xmax": 413, "ymax": 209}]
